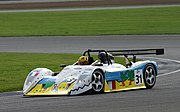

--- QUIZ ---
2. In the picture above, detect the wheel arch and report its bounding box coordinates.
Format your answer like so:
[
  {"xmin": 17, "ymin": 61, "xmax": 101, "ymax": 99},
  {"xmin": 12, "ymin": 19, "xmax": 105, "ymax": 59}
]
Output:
[
  {"xmin": 146, "ymin": 63, "xmax": 158, "ymax": 76},
  {"xmin": 93, "ymin": 68, "xmax": 105, "ymax": 77}
]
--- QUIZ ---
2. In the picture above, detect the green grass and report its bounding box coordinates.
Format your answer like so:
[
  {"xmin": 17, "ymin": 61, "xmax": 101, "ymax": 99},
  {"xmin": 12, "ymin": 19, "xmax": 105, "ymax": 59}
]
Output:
[
  {"xmin": 0, "ymin": 6, "xmax": 180, "ymax": 36},
  {"xmin": 0, "ymin": 53, "xmax": 128, "ymax": 92},
  {"xmin": 0, "ymin": 53, "xmax": 81, "ymax": 92}
]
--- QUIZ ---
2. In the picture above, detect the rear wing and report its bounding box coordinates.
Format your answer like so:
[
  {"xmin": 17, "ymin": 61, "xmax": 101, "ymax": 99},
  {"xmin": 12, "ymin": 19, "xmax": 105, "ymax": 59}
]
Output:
[
  {"xmin": 108, "ymin": 48, "xmax": 164, "ymax": 67},
  {"xmin": 83, "ymin": 48, "xmax": 164, "ymax": 65},
  {"xmin": 107, "ymin": 48, "xmax": 164, "ymax": 56}
]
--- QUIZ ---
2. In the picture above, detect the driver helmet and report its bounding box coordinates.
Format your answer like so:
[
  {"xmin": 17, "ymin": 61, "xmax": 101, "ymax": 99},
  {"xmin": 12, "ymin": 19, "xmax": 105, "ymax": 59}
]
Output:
[
  {"xmin": 78, "ymin": 56, "xmax": 89, "ymax": 65},
  {"xmin": 98, "ymin": 52, "xmax": 114, "ymax": 64}
]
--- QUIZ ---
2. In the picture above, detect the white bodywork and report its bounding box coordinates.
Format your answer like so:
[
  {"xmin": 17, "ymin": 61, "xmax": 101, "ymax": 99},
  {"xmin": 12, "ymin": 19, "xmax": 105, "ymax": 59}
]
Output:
[{"xmin": 23, "ymin": 60, "xmax": 156, "ymax": 95}]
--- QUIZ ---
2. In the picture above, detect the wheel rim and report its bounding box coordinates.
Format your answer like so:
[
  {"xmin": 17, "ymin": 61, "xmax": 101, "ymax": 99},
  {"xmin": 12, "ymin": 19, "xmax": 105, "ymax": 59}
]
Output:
[
  {"xmin": 145, "ymin": 66, "xmax": 156, "ymax": 86},
  {"xmin": 92, "ymin": 71, "xmax": 104, "ymax": 92}
]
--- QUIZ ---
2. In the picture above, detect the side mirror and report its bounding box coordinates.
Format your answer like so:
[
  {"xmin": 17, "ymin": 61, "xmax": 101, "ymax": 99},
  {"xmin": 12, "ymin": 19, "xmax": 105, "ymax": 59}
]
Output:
[{"xmin": 60, "ymin": 64, "xmax": 66, "ymax": 68}]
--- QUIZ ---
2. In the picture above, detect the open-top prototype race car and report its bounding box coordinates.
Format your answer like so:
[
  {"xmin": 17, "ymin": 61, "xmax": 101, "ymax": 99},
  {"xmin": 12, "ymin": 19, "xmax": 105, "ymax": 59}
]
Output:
[{"xmin": 23, "ymin": 49, "xmax": 164, "ymax": 96}]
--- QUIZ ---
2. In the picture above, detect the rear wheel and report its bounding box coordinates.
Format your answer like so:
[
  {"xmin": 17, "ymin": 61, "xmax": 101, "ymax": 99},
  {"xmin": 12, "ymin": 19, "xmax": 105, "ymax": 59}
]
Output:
[
  {"xmin": 143, "ymin": 64, "xmax": 157, "ymax": 89},
  {"xmin": 91, "ymin": 70, "xmax": 104, "ymax": 93}
]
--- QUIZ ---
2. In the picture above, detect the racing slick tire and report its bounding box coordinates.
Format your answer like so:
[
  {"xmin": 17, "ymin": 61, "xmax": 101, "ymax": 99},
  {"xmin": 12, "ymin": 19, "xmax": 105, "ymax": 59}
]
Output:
[
  {"xmin": 91, "ymin": 70, "xmax": 105, "ymax": 94},
  {"xmin": 143, "ymin": 64, "xmax": 157, "ymax": 89}
]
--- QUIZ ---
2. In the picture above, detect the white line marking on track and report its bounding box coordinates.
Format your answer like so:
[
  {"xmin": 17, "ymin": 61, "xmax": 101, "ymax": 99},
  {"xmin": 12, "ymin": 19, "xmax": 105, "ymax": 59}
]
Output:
[{"xmin": 143, "ymin": 57, "xmax": 180, "ymax": 77}]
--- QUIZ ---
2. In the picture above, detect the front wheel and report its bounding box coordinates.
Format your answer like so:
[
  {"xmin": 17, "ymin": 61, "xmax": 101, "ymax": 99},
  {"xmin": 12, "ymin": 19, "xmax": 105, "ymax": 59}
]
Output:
[
  {"xmin": 143, "ymin": 64, "xmax": 157, "ymax": 89},
  {"xmin": 91, "ymin": 70, "xmax": 104, "ymax": 93}
]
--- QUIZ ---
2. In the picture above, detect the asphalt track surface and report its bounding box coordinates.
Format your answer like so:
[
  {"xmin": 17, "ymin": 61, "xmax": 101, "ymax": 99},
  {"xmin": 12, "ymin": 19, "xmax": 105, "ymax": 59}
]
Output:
[{"xmin": 0, "ymin": 35, "xmax": 180, "ymax": 112}]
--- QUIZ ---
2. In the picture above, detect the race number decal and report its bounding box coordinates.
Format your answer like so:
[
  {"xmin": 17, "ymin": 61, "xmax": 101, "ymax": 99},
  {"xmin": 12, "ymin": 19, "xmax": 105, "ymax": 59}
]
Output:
[{"xmin": 134, "ymin": 69, "xmax": 143, "ymax": 85}]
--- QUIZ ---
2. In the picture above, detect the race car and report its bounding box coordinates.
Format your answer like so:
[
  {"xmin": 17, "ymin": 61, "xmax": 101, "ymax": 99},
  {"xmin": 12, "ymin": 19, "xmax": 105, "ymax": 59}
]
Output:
[{"xmin": 23, "ymin": 49, "xmax": 164, "ymax": 96}]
